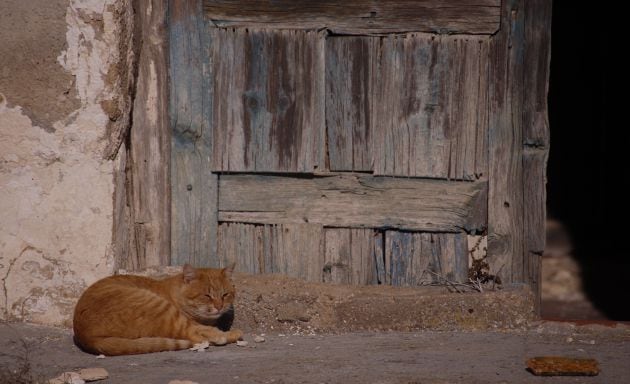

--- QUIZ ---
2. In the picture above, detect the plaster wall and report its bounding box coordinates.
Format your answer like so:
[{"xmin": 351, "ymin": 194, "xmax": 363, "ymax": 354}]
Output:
[{"xmin": 0, "ymin": 0, "xmax": 133, "ymax": 326}]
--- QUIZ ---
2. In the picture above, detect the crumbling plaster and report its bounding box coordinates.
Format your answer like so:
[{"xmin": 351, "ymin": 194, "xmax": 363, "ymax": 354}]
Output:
[{"xmin": 0, "ymin": 0, "xmax": 134, "ymax": 326}]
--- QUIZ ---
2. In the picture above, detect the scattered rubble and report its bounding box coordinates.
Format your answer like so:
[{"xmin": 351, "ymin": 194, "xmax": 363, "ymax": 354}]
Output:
[
  {"xmin": 189, "ymin": 341, "xmax": 210, "ymax": 352},
  {"xmin": 49, "ymin": 372, "xmax": 84, "ymax": 384},
  {"xmin": 49, "ymin": 368, "xmax": 108, "ymax": 384}
]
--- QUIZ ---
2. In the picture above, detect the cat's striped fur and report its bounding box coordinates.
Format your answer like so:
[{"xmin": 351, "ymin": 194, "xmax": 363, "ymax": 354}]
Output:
[{"xmin": 73, "ymin": 264, "xmax": 242, "ymax": 355}]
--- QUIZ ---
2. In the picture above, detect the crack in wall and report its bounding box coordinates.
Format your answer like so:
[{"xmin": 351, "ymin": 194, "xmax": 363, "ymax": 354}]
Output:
[{"xmin": 1, "ymin": 246, "xmax": 39, "ymax": 320}]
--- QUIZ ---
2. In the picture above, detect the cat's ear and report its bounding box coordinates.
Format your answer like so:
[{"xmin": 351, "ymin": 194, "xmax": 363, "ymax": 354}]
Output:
[
  {"xmin": 222, "ymin": 262, "xmax": 236, "ymax": 278},
  {"xmin": 183, "ymin": 264, "xmax": 197, "ymax": 283}
]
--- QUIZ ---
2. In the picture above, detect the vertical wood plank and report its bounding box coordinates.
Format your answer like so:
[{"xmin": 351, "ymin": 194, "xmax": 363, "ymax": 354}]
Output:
[
  {"xmin": 372, "ymin": 34, "xmax": 489, "ymax": 180},
  {"xmin": 129, "ymin": 0, "xmax": 171, "ymax": 268},
  {"xmin": 113, "ymin": 143, "xmax": 132, "ymax": 270},
  {"xmin": 169, "ymin": 0, "xmax": 217, "ymax": 267},
  {"xmin": 385, "ymin": 231, "xmax": 468, "ymax": 286},
  {"xmin": 324, "ymin": 229, "xmax": 351, "ymax": 284},
  {"xmin": 324, "ymin": 228, "xmax": 379, "ymax": 285},
  {"xmin": 522, "ymin": 0, "xmax": 551, "ymax": 312},
  {"xmin": 211, "ymin": 28, "xmax": 325, "ymax": 172},
  {"xmin": 273, "ymin": 224, "xmax": 325, "ymax": 282},
  {"xmin": 434, "ymin": 233, "xmax": 469, "ymax": 282},
  {"xmin": 487, "ymin": 0, "xmax": 550, "ymax": 290},
  {"xmin": 523, "ymin": 151, "xmax": 547, "ymax": 309},
  {"xmin": 216, "ymin": 223, "xmax": 263, "ymax": 274},
  {"xmin": 374, "ymin": 230, "xmax": 385, "ymax": 284},
  {"xmin": 350, "ymin": 229, "xmax": 378, "ymax": 285},
  {"xmin": 218, "ymin": 223, "xmax": 324, "ymax": 281},
  {"xmin": 325, "ymin": 37, "xmax": 374, "ymax": 171},
  {"xmin": 487, "ymin": 0, "xmax": 525, "ymax": 284},
  {"xmin": 386, "ymin": 231, "xmax": 410, "ymax": 286}
]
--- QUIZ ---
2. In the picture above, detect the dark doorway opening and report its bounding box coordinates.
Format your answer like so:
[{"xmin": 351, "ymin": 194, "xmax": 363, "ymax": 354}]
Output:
[{"xmin": 545, "ymin": 2, "xmax": 628, "ymax": 321}]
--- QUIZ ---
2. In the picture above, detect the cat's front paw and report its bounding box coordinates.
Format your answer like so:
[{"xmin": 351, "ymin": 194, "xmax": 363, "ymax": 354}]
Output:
[
  {"xmin": 226, "ymin": 329, "xmax": 243, "ymax": 343},
  {"xmin": 208, "ymin": 335, "xmax": 228, "ymax": 346}
]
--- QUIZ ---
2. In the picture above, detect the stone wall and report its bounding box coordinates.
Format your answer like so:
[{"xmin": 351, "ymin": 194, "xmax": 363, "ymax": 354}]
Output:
[{"xmin": 0, "ymin": 0, "xmax": 133, "ymax": 326}]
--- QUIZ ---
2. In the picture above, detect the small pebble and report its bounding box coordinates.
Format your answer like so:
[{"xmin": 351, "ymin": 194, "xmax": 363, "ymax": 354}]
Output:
[
  {"xmin": 236, "ymin": 340, "xmax": 249, "ymax": 347},
  {"xmin": 254, "ymin": 336, "xmax": 266, "ymax": 343},
  {"xmin": 96, "ymin": 354, "xmax": 106, "ymax": 359},
  {"xmin": 78, "ymin": 367, "xmax": 109, "ymax": 381}
]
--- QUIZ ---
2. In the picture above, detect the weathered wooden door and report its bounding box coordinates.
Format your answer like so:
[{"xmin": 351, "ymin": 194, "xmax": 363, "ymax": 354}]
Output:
[{"xmin": 167, "ymin": 0, "xmax": 550, "ymax": 290}]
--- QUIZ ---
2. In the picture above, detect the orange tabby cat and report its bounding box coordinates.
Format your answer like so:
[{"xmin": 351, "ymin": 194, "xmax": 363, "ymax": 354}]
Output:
[{"xmin": 73, "ymin": 264, "xmax": 242, "ymax": 356}]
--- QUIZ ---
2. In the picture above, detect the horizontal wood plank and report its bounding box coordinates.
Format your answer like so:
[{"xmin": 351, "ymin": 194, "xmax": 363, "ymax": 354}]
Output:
[
  {"xmin": 203, "ymin": 0, "xmax": 501, "ymax": 35},
  {"xmin": 219, "ymin": 173, "xmax": 487, "ymax": 232}
]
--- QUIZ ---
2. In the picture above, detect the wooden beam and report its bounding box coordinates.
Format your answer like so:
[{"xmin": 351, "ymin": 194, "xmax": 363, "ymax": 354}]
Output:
[
  {"xmin": 218, "ymin": 173, "xmax": 487, "ymax": 232},
  {"xmin": 522, "ymin": 0, "xmax": 552, "ymax": 311},
  {"xmin": 487, "ymin": 0, "xmax": 551, "ymax": 290},
  {"xmin": 487, "ymin": 0, "xmax": 524, "ymax": 284},
  {"xmin": 169, "ymin": 0, "xmax": 217, "ymax": 267},
  {"xmin": 203, "ymin": 0, "xmax": 501, "ymax": 35},
  {"xmin": 128, "ymin": 0, "xmax": 171, "ymax": 268}
]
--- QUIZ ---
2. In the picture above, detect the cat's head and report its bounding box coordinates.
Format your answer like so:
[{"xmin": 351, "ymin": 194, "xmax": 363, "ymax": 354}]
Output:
[{"xmin": 177, "ymin": 263, "xmax": 236, "ymax": 325}]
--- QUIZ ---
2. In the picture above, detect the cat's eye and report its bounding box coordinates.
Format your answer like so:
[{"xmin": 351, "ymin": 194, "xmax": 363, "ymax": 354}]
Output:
[{"xmin": 222, "ymin": 293, "xmax": 231, "ymax": 298}]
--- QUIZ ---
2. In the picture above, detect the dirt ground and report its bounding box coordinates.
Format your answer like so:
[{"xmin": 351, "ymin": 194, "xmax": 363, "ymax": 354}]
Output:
[
  {"xmin": 2, "ymin": 266, "xmax": 628, "ymax": 384},
  {"xmin": 1, "ymin": 321, "xmax": 629, "ymax": 384}
]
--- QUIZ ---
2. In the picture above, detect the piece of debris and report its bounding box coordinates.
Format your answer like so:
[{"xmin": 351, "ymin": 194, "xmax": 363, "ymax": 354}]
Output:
[
  {"xmin": 189, "ymin": 341, "xmax": 210, "ymax": 352},
  {"xmin": 95, "ymin": 354, "xmax": 106, "ymax": 359},
  {"xmin": 236, "ymin": 340, "xmax": 249, "ymax": 347},
  {"xmin": 526, "ymin": 356, "xmax": 600, "ymax": 376},
  {"xmin": 78, "ymin": 367, "xmax": 109, "ymax": 382},
  {"xmin": 48, "ymin": 371, "xmax": 85, "ymax": 384},
  {"xmin": 254, "ymin": 335, "xmax": 266, "ymax": 343}
]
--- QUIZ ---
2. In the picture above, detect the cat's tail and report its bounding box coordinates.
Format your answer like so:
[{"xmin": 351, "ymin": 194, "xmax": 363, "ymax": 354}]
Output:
[{"xmin": 75, "ymin": 335, "xmax": 192, "ymax": 356}]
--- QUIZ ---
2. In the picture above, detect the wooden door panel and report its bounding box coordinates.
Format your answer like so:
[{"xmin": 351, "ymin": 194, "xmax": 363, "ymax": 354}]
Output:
[
  {"xmin": 168, "ymin": 0, "xmax": 505, "ymax": 285},
  {"xmin": 325, "ymin": 34, "xmax": 489, "ymax": 179},
  {"xmin": 211, "ymin": 28, "xmax": 325, "ymax": 172},
  {"xmin": 216, "ymin": 223, "xmax": 470, "ymax": 286},
  {"xmin": 203, "ymin": 0, "xmax": 501, "ymax": 35},
  {"xmin": 371, "ymin": 34, "xmax": 489, "ymax": 180}
]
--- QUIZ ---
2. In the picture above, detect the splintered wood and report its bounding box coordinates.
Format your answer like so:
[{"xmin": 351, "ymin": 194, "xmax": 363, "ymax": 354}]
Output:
[{"xmin": 526, "ymin": 356, "xmax": 600, "ymax": 376}]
